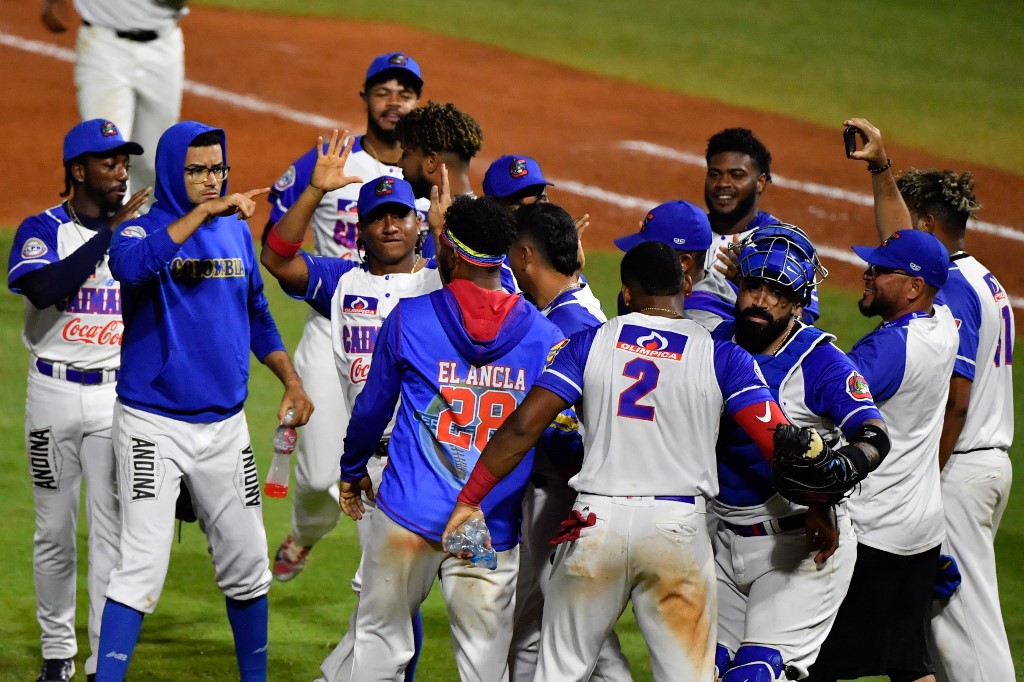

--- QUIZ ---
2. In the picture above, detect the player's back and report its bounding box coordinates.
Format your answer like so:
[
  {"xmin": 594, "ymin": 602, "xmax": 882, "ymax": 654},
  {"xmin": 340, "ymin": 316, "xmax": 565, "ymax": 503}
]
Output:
[{"xmin": 571, "ymin": 313, "xmax": 723, "ymax": 499}]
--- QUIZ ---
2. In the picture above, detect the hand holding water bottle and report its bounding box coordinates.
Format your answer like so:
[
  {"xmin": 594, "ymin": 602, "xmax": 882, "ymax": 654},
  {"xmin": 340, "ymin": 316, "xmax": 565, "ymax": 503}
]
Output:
[
  {"xmin": 264, "ymin": 408, "xmax": 297, "ymax": 498},
  {"xmin": 443, "ymin": 516, "xmax": 498, "ymax": 570}
]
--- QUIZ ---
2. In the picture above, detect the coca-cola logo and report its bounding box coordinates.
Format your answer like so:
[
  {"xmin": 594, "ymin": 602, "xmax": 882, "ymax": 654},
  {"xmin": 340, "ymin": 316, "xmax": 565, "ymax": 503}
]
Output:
[
  {"xmin": 62, "ymin": 318, "xmax": 123, "ymax": 346},
  {"xmin": 349, "ymin": 356, "xmax": 371, "ymax": 384}
]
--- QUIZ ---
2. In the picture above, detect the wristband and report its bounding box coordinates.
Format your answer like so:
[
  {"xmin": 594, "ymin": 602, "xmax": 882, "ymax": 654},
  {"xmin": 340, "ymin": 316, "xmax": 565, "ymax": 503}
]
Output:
[
  {"xmin": 838, "ymin": 444, "xmax": 870, "ymax": 479},
  {"xmin": 868, "ymin": 158, "xmax": 893, "ymax": 174},
  {"xmin": 852, "ymin": 422, "xmax": 891, "ymax": 466},
  {"xmin": 458, "ymin": 463, "xmax": 502, "ymax": 508},
  {"xmin": 265, "ymin": 225, "xmax": 303, "ymax": 258}
]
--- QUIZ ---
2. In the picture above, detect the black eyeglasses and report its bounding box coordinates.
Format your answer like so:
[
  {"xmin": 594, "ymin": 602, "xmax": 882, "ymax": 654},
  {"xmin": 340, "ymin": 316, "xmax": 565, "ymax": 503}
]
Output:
[
  {"xmin": 867, "ymin": 265, "xmax": 913, "ymax": 278},
  {"xmin": 184, "ymin": 164, "xmax": 230, "ymax": 183}
]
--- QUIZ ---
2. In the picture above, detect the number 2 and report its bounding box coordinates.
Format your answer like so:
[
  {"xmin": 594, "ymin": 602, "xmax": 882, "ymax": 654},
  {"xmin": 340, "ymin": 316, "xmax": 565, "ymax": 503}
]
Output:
[{"xmin": 617, "ymin": 358, "xmax": 660, "ymax": 421}]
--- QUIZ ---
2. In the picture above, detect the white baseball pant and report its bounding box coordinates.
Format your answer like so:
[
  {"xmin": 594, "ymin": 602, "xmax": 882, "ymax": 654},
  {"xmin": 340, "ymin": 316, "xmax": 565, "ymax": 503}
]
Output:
[
  {"xmin": 106, "ymin": 401, "xmax": 271, "ymax": 612},
  {"xmin": 26, "ymin": 367, "xmax": 120, "ymax": 676},
  {"xmin": 74, "ymin": 22, "xmax": 184, "ymax": 196},
  {"xmin": 350, "ymin": 508, "xmax": 518, "ymax": 682},
  {"xmin": 931, "ymin": 449, "xmax": 1015, "ymax": 682},
  {"xmin": 714, "ymin": 510, "xmax": 857, "ymax": 679},
  {"xmin": 536, "ymin": 494, "xmax": 716, "ymax": 682}
]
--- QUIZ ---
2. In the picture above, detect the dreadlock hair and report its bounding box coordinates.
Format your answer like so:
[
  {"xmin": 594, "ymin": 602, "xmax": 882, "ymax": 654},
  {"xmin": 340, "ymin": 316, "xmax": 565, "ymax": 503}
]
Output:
[
  {"xmin": 896, "ymin": 168, "xmax": 980, "ymax": 237},
  {"xmin": 445, "ymin": 195, "xmax": 514, "ymax": 267},
  {"xmin": 621, "ymin": 241, "xmax": 684, "ymax": 296},
  {"xmin": 60, "ymin": 161, "xmax": 76, "ymax": 198},
  {"xmin": 513, "ymin": 202, "xmax": 580, "ymax": 276},
  {"xmin": 706, "ymin": 127, "xmax": 773, "ymax": 183},
  {"xmin": 396, "ymin": 101, "xmax": 483, "ymax": 162}
]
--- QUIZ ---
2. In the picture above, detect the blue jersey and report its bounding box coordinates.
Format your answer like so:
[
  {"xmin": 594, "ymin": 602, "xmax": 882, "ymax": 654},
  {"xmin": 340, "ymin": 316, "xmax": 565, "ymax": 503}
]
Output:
[
  {"xmin": 110, "ymin": 122, "xmax": 284, "ymax": 422},
  {"xmin": 341, "ymin": 285, "xmax": 565, "ymax": 549},
  {"xmin": 713, "ymin": 321, "xmax": 882, "ymax": 517}
]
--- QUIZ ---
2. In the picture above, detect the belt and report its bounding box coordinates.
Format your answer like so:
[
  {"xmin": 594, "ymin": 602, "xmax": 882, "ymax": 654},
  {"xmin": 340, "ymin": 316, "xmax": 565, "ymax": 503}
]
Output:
[
  {"xmin": 653, "ymin": 495, "xmax": 696, "ymax": 504},
  {"xmin": 36, "ymin": 359, "xmax": 118, "ymax": 385},
  {"xmin": 724, "ymin": 513, "xmax": 805, "ymax": 537},
  {"xmin": 82, "ymin": 20, "xmax": 160, "ymax": 42}
]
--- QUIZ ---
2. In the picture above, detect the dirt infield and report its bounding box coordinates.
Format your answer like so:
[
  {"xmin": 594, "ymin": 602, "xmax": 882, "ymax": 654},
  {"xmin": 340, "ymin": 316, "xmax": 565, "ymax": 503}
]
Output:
[{"xmin": 3, "ymin": 3, "xmax": 1023, "ymax": 298}]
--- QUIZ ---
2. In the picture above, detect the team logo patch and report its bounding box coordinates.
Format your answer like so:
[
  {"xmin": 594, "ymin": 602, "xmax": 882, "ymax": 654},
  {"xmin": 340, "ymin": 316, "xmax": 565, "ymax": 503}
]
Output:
[
  {"xmin": 846, "ymin": 371, "xmax": 873, "ymax": 402},
  {"xmin": 615, "ymin": 324, "xmax": 687, "ymax": 361},
  {"xmin": 129, "ymin": 436, "xmax": 162, "ymax": 501},
  {"xmin": 509, "ymin": 158, "xmax": 529, "ymax": 178},
  {"xmin": 100, "ymin": 120, "xmax": 118, "ymax": 137},
  {"xmin": 28, "ymin": 427, "xmax": 59, "ymax": 490},
  {"xmin": 121, "ymin": 225, "xmax": 146, "ymax": 240},
  {"xmin": 21, "ymin": 237, "xmax": 47, "ymax": 259},
  {"xmin": 342, "ymin": 295, "xmax": 379, "ymax": 315},
  {"xmin": 546, "ymin": 338, "xmax": 570, "ymax": 367},
  {"xmin": 375, "ymin": 177, "xmax": 395, "ymax": 196},
  {"xmin": 235, "ymin": 445, "xmax": 261, "ymax": 509},
  {"xmin": 273, "ymin": 165, "xmax": 296, "ymax": 191},
  {"xmin": 388, "ymin": 53, "xmax": 409, "ymax": 66}
]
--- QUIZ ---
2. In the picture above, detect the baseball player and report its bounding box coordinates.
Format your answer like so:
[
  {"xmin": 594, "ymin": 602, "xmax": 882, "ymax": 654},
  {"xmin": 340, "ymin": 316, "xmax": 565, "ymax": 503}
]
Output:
[
  {"xmin": 260, "ymin": 132, "xmax": 440, "ymax": 682},
  {"xmin": 8, "ymin": 120, "xmax": 148, "ymax": 682},
  {"xmin": 703, "ymin": 128, "xmax": 820, "ymax": 323},
  {"xmin": 843, "ymin": 117, "xmax": 1016, "ymax": 681},
  {"xmin": 264, "ymin": 52, "xmax": 429, "ymax": 583},
  {"xmin": 503, "ymin": 202, "xmax": 630, "ymax": 682},
  {"xmin": 808, "ymin": 229, "xmax": 958, "ymax": 682},
  {"xmin": 712, "ymin": 224, "xmax": 889, "ymax": 681},
  {"xmin": 614, "ymin": 200, "xmax": 734, "ymax": 330},
  {"xmin": 336, "ymin": 196, "xmax": 564, "ymax": 681},
  {"xmin": 95, "ymin": 121, "xmax": 312, "ymax": 682},
  {"xmin": 446, "ymin": 241, "xmax": 813, "ymax": 681},
  {"xmin": 41, "ymin": 0, "xmax": 186, "ymax": 198}
]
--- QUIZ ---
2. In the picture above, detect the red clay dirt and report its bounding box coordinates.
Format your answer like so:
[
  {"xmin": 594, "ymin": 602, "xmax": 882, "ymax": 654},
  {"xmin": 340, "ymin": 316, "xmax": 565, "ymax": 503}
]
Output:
[{"xmin": 3, "ymin": 4, "xmax": 1023, "ymax": 303}]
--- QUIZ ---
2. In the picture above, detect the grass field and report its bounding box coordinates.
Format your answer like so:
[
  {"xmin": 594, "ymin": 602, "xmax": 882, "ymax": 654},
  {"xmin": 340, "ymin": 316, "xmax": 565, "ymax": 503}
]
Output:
[{"xmin": 194, "ymin": 0, "xmax": 1024, "ymax": 174}]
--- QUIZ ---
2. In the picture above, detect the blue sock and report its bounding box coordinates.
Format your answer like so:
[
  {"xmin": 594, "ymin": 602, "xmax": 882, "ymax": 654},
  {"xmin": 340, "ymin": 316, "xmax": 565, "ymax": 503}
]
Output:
[
  {"xmin": 94, "ymin": 600, "xmax": 144, "ymax": 681},
  {"xmin": 226, "ymin": 595, "xmax": 269, "ymax": 682},
  {"xmin": 405, "ymin": 609, "xmax": 424, "ymax": 682}
]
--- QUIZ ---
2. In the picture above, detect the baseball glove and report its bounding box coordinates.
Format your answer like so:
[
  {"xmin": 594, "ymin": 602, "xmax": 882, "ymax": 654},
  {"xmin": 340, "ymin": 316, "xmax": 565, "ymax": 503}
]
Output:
[{"xmin": 772, "ymin": 424, "xmax": 861, "ymax": 505}]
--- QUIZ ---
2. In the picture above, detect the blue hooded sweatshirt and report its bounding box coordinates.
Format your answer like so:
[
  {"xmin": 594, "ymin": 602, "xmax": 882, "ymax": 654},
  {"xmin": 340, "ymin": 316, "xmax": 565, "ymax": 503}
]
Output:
[{"xmin": 110, "ymin": 121, "xmax": 285, "ymax": 422}]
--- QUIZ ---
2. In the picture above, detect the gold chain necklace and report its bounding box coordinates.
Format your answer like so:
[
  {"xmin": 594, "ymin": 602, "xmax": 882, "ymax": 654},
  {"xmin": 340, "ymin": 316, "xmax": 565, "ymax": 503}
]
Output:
[{"xmin": 639, "ymin": 306, "xmax": 682, "ymax": 318}]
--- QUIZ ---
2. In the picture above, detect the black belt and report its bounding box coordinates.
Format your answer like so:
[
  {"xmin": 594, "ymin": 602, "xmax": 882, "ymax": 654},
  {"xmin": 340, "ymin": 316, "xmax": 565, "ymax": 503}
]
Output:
[
  {"xmin": 82, "ymin": 20, "xmax": 160, "ymax": 42},
  {"xmin": 724, "ymin": 513, "xmax": 805, "ymax": 537},
  {"xmin": 36, "ymin": 359, "xmax": 118, "ymax": 385}
]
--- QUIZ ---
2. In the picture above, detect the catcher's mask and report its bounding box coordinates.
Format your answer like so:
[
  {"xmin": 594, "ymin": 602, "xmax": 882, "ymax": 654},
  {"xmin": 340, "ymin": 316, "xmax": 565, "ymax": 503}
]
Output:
[{"xmin": 736, "ymin": 223, "xmax": 828, "ymax": 306}]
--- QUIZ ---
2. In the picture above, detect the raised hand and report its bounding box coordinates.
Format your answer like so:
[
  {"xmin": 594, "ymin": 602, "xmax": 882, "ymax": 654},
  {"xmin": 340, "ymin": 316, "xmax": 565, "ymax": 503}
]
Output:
[
  {"xmin": 428, "ymin": 163, "xmax": 451, "ymax": 239},
  {"xmin": 109, "ymin": 188, "xmax": 152, "ymax": 231},
  {"xmin": 843, "ymin": 117, "xmax": 889, "ymax": 169},
  {"xmin": 311, "ymin": 129, "xmax": 364, "ymax": 193},
  {"xmin": 206, "ymin": 187, "xmax": 270, "ymax": 220}
]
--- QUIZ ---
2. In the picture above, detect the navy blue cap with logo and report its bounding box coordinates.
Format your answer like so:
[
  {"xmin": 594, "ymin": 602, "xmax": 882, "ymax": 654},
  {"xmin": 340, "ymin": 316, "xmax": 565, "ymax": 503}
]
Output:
[
  {"xmin": 357, "ymin": 175, "xmax": 417, "ymax": 222},
  {"xmin": 614, "ymin": 201, "xmax": 712, "ymax": 253},
  {"xmin": 852, "ymin": 229, "xmax": 950, "ymax": 289},
  {"xmin": 482, "ymin": 155, "xmax": 554, "ymax": 198},
  {"xmin": 364, "ymin": 52, "xmax": 423, "ymax": 91},
  {"xmin": 63, "ymin": 119, "xmax": 144, "ymax": 164}
]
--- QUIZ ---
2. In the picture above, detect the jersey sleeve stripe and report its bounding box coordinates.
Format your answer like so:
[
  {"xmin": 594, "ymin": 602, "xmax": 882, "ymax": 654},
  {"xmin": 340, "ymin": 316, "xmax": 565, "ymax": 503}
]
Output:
[
  {"xmin": 836, "ymin": 403, "xmax": 878, "ymax": 431},
  {"xmin": 723, "ymin": 384, "xmax": 763, "ymax": 404},
  {"xmin": 955, "ymin": 354, "xmax": 976, "ymax": 366}
]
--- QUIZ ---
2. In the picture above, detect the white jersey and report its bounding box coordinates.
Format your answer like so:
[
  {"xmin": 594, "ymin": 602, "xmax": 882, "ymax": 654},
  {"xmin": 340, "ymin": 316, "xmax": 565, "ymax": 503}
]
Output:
[
  {"xmin": 269, "ymin": 137, "xmax": 429, "ymax": 261},
  {"xmin": 8, "ymin": 205, "xmax": 121, "ymax": 369},
  {"xmin": 941, "ymin": 255, "xmax": 1015, "ymax": 451},
  {"xmin": 74, "ymin": 0, "xmax": 184, "ymax": 32},
  {"xmin": 846, "ymin": 304, "xmax": 958, "ymax": 555},
  {"xmin": 535, "ymin": 313, "xmax": 772, "ymax": 498}
]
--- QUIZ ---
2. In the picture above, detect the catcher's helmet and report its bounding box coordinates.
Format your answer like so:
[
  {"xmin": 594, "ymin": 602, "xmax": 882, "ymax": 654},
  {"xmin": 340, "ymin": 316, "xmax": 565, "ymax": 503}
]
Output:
[{"xmin": 736, "ymin": 223, "xmax": 827, "ymax": 305}]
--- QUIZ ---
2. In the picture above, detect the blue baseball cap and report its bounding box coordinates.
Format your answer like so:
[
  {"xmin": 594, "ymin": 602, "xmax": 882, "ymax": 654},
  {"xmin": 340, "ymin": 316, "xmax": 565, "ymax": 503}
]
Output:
[
  {"xmin": 357, "ymin": 176, "xmax": 417, "ymax": 221},
  {"xmin": 614, "ymin": 201, "xmax": 712, "ymax": 252},
  {"xmin": 364, "ymin": 52, "xmax": 423, "ymax": 91},
  {"xmin": 852, "ymin": 229, "xmax": 950, "ymax": 289},
  {"xmin": 482, "ymin": 155, "xmax": 554, "ymax": 198},
  {"xmin": 63, "ymin": 119, "xmax": 143, "ymax": 164}
]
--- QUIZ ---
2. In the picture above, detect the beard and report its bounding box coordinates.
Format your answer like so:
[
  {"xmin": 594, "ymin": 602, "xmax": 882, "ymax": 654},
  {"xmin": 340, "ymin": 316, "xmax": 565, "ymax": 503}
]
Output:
[
  {"xmin": 734, "ymin": 306, "xmax": 793, "ymax": 354},
  {"xmin": 857, "ymin": 295, "xmax": 884, "ymax": 318},
  {"xmin": 366, "ymin": 112, "xmax": 400, "ymax": 146},
  {"xmin": 706, "ymin": 184, "xmax": 758, "ymax": 229}
]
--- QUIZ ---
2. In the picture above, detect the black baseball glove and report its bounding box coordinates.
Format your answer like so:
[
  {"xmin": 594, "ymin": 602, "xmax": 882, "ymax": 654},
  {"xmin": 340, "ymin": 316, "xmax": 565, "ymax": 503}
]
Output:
[{"xmin": 772, "ymin": 424, "xmax": 862, "ymax": 505}]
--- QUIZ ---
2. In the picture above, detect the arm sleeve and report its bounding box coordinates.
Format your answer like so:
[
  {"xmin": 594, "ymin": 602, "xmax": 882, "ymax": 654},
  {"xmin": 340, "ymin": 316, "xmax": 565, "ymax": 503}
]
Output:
[
  {"xmin": 108, "ymin": 220, "xmax": 182, "ymax": 285},
  {"xmin": 847, "ymin": 329, "xmax": 907, "ymax": 403},
  {"xmin": 341, "ymin": 305, "xmax": 405, "ymax": 481},
  {"xmin": 267, "ymin": 148, "xmax": 318, "ymax": 223},
  {"xmin": 302, "ymin": 253, "xmax": 357, "ymax": 318},
  {"xmin": 533, "ymin": 326, "xmax": 600, "ymax": 406},
  {"xmin": 245, "ymin": 231, "xmax": 286, "ymax": 361},
  {"xmin": 11, "ymin": 229, "xmax": 113, "ymax": 308}
]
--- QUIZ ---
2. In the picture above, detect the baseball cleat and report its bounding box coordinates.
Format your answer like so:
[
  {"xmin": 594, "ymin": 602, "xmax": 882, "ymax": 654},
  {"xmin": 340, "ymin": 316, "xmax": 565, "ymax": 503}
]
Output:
[
  {"xmin": 37, "ymin": 658, "xmax": 75, "ymax": 682},
  {"xmin": 272, "ymin": 535, "xmax": 311, "ymax": 582}
]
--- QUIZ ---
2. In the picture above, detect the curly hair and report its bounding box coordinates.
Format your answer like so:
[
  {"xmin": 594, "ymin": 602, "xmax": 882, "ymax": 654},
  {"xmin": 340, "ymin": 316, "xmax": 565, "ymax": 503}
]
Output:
[
  {"xmin": 396, "ymin": 101, "xmax": 483, "ymax": 162},
  {"xmin": 896, "ymin": 168, "xmax": 980, "ymax": 234},
  {"xmin": 706, "ymin": 128, "xmax": 773, "ymax": 183},
  {"xmin": 445, "ymin": 195, "xmax": 514, "ymax": 262}
]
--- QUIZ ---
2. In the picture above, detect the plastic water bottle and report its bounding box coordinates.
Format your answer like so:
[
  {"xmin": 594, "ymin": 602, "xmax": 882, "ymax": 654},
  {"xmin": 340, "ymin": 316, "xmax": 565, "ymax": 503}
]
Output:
[
  {"xmin": 443, "ymin": 517, "xmax": 498, "ymax": 570},
  {"xmin": 264, "ymin": 408, "xmax": 297, "ymax": 498}
]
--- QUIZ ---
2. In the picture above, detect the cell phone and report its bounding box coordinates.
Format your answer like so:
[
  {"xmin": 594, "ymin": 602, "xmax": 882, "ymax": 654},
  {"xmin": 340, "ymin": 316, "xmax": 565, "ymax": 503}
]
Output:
[{"xmin": 844, "ymin": 126, "xmax": 860, "ymax": 158}]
